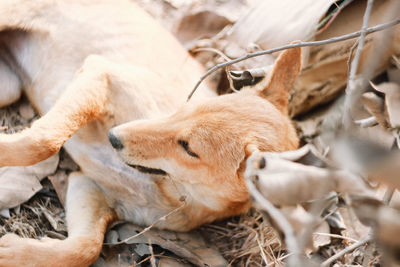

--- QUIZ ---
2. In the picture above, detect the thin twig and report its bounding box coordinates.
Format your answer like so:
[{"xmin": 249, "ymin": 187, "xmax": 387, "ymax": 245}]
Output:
[
  {"xmin": 134, "ymin": 253, "xmax": 165, "ymax": 266},
  {"xmin": 244, "ymin": 170, "xmax": 300, "ymax": 267},
  {"xmin": 187, "ymin": 18, "xmax": 400, "ymax": 101},
  {"xmin": 312, "ymin": 232, "xmax": 358, "ymax": 243},
  {"xmin": 321, "ymin": 236, "xmax": 371, "ymax": 267},
  {"xmin": 256, "ymin": 237, "xmax": 269, "ymax": 266},
  {"xmin": 104, "ymin": 200, "xmax": 186, "ymax": 245},
  {"xmin": 192, "ymin": 47, "xmax": 232, "ymax": 62},
  {"xmin": 343, "ymin": 0, "xmax": 375, "ymax": 128},
  {"xmin": 148, "ymin": 240, "xmax": 157, "ymax": 267},
  {"xmin": 267, "ymin": 253, "xmax": 292, "ymax": 267}
]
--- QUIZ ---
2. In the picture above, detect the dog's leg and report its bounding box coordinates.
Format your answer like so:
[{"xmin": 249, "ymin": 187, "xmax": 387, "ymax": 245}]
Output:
[
  {"xmin": 0, "ymin": 172, "xmax": 116, "ymax": 267},
  {"xmin": 0, "ymin": 55, "xmax": 133, "ymax": 167}
]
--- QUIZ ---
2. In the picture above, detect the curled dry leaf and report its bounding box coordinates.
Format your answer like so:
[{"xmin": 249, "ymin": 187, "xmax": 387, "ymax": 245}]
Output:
[
  {"xmin": 350, "ymin": 195, "xmax": 400, "ymax": 247},
  {"xmin": 0, "ymin": 154, "xmax": 59, "ymax": 210},
  {"xmin": 245, "ymin": 150, "xmax": 373, "ymax": 206},
  {"xmin": 330, "ymin": 136, "xmax": 400, "ymax": 190},
  {"xmin": 371, "ymin": 82, "xmax": 400, "ymax": 128},
  {"xmin": 330, "ymin": 136, "xmax": 393, "ymax": 174},
  {"xmin": 312, "ymin": 221, "xmax": 332, "ymax": 251},
  {"xmin": 48, "ymin": 171, "xmax": 68, "ymax": 206},
  {"xmin": 376, "ymin": 206, "xmax": 400, "ymax": 248},
  {"xmin": 361, "ymin": 91, "xmax": 390, "ymax": 129},
  {"xmin": 227, "ymin": 67, "xmax": 270, "ymax": 92},
  {"xmin": 367, "ymin": 151, "xmax": 400, "ymax": 190}
]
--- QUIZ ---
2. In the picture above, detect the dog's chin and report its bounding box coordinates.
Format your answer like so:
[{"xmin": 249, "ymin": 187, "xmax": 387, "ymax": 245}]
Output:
[{"xmin": 127, "ymin": 163, "xmax": 168, "ymax": 176}]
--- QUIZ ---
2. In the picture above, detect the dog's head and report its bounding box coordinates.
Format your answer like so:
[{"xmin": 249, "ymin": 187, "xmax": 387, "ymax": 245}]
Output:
[{"xmin": 109, "ymin": 47, "xmax": 301, "ymax": 227}]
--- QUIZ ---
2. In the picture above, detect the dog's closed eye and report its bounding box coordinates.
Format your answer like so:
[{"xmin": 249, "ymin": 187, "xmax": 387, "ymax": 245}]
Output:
[{"xmin": 178, "ymin": 140, "xmax": 199, "ymax": 158}]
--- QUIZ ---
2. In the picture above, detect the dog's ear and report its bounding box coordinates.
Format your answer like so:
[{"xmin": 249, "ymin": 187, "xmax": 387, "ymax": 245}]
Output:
[{"xmin": 259, "ymin": 46, "xmax": 301, "ymax": 114}]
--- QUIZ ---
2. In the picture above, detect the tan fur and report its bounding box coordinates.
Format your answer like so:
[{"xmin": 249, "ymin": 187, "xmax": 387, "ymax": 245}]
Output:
[{"xmin": 0, "ymin": 1, "xmax": 300, "ymax": 266}]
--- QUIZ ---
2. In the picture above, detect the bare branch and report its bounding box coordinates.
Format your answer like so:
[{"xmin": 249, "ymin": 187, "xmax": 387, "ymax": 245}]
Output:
[
  {"xmin": 192, "ymin": 47, "xmax": 232, "ymax": 62},
  {"xmin": 312, "ymin": 232, "xmax": 359, "ymax": 243},
  {"xmin": 244, "ymin": 154, "xmax": 301, "ymax": 267},
  {"xmin": 187, "ymin": 18, "xmax": 400, "ymax": 101},
  {"xmin": 104, "ymin": 199, "xmax": 186, "ymax": 245},
  {"xmin": 321, "ymin": 236, "xmax": 371, "ymax": 267},
  {"xmin": 343, "ymin": 0, "xmax": 375, "ymax": 128},
  {"xmin": 347, "ymin": 39, "xmax": 359, "ymax": 72}
]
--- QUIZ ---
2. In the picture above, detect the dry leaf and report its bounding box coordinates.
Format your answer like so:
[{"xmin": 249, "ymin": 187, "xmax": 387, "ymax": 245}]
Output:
[
  {"xmin": 312, "ymin": 221, "xmax": 331, "ymax": 251},
  {"xmin": 107, "ymin": 223, "xmax": 227, "ymax": 267},
  {"xmin": 289, "ymin": 0, "xmax": 400, "ymax": 116},
  {"xmin": 367, "ymin": 152, "xmax": 400, "ymax": 190},
  {"xmin": 372, "ymin": 82, "xmax": 400, "ymax": 128},
  {"xmin": 135, "ymin": 243, "xmax": 150, "ymax": 256},
  {"xmin": 361, "ymin": 91, "xmax": 389, "ymax": 129},
  {"xmin": 387, "ymin": 67, "xmax": 400, "ymax": 84},
  {"xmin": 0, "ymin": 208, "xmax": 10, "ymax": 219},
  {"xmin": 351, "ymin": 195, "xmax": 400, "ymax": 247},
  {"xmin": 339, "ymin": 206, "xmax": 370, "ymax": 242},
  {"xmin": 48, "ymin": 171, "xmax": 68, "ymax": 206},
  {"xmin": 330, "ymin": 136, "xmax": 394, "ymax": 174},
  {"xmin": 376, "ymin": 206, "xmax": 400, "ymax": 247},
  {"xmin": 94, "ymin": 244, "xmax": 133, "ymax": 267},
  {"xmin": 175, "ymin": 10, "xmax": 231, "ymax": 49},
  {"xmin": 159, "ymin": 257, "xmax": 192, "ymax": 267},
  {"xmin": 246, "ymin": 150, "xmax": 373, "ymax": 206},
  {"xmin": 0, "ymin": 154, "xmax": 59, "ymax": 210},
  {"xmin": 227, "ymin": 0, "xmax": 335, "ymax": 50}
]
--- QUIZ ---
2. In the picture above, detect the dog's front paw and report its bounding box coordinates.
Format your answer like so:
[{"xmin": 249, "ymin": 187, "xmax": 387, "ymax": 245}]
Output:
[
  {"xmin": 0, "ymin": 233, "xmax": 100, "ymax": 267},
  {"xmin": 0, "ymin": 233, "xmax": 65, "ymax": 267}
]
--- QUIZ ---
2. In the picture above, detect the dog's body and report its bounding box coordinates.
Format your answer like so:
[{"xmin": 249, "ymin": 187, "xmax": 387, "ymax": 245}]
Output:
[{"xmin": 0, "ymin": 1, "xmax": 300, "ymax": 266}]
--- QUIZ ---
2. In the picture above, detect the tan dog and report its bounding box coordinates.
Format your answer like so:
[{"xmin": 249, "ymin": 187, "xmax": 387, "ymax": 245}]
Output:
[{"xmin": 0, "ymin": 0, "xmax": 300, "ymax": 266}]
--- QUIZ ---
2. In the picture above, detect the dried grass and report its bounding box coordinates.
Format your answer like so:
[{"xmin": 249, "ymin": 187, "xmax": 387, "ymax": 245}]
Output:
[
  {"xmin": 0, "ymin": 96, "xmax": 37, "ymax": 134},
  {"xmin": 202, "ymin": 209, "xmax": 285, "ymax": 266},
  {"xmin": 0, "ymin": 186, "xmax": 66, "ymax": 239}
]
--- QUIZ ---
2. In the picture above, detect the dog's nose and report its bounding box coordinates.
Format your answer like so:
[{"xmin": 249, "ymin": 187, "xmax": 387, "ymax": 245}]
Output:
[{"xmin": 108, "ymin": 130, "xmax": 124, "ymax": 150}]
